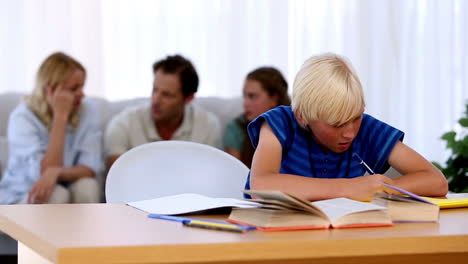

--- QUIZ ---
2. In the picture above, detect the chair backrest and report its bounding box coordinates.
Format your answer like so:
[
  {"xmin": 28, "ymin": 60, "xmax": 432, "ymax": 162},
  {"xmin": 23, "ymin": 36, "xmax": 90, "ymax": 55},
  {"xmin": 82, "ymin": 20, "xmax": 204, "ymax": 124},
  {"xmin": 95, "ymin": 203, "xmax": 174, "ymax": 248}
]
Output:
[{"xmin": 105, "ymin": 141, "xmax": 250, "ymax": 203}]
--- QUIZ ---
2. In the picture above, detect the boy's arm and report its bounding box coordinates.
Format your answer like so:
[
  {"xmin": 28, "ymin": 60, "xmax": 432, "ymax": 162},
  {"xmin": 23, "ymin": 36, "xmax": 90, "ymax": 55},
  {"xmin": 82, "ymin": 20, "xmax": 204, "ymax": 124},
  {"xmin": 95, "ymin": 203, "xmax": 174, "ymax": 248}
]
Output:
[
  {"xmin": 250, "ymin": 122, "xmax": 397, "ymax": 201},
  {"xmin": 388, "ymin": 141, "xmax": 448, "ymax": 197}
]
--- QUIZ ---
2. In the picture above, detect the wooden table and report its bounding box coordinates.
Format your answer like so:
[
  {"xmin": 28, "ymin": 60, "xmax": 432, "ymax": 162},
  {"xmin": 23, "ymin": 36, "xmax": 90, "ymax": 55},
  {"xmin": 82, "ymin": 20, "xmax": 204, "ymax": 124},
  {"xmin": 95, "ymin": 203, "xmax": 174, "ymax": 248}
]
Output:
[{"xmin": 0, "ymin": 197, "xmax": 467, "ymax": 264}]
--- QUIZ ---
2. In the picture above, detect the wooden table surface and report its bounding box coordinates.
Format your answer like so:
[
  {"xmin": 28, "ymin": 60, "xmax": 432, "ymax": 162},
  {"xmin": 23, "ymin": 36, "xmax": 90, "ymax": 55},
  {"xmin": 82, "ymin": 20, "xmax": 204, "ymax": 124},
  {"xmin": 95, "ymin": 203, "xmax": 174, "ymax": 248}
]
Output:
[{"xmin": 0, "ymin": 196, "xmax": 467, "ymax": 264}]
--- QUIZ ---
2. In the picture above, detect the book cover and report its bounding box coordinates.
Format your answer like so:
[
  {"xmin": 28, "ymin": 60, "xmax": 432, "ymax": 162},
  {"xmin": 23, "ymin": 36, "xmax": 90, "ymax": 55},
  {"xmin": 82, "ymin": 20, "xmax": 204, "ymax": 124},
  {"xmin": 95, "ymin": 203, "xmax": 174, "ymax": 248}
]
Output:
[{"xmin": 423, "ymin": 197, "xmax": 468, "ymax": 209}]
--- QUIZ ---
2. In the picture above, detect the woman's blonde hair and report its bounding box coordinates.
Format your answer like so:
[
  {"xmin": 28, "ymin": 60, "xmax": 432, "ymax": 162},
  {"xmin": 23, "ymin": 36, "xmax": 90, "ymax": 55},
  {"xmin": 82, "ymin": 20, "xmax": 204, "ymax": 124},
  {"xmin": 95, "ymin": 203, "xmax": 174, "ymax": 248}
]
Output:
[
  {"xmin": 24, "ymin": 52, "xmax": 86, "ymax": 130},
  {"xmin": 292, "ymin": 53, "xmax": 365, "ymax": 127}
]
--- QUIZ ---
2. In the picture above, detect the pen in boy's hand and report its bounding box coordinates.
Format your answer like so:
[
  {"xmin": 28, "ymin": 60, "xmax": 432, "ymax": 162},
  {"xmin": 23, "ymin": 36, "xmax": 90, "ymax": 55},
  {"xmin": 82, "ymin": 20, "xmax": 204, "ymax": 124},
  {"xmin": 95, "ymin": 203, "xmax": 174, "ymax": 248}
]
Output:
[{"xmin": 352, "ymin": 152, "xmax": 375, "ymax": 175}]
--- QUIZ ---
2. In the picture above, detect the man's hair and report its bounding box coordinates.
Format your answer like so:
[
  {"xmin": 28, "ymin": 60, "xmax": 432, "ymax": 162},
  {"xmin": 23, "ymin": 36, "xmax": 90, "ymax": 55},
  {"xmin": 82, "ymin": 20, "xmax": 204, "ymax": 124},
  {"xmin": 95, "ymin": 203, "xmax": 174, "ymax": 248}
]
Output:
[
  {"xmin": 152, "ymin": 55, "xmax": 199, "ymax": 98},
  {"xmin": 246, "ymin": 67, "xmax": 290, "ymax": 106},
  {"xmin": 292, "ymin": 53, "xmax": 365, "ymax": 127}
]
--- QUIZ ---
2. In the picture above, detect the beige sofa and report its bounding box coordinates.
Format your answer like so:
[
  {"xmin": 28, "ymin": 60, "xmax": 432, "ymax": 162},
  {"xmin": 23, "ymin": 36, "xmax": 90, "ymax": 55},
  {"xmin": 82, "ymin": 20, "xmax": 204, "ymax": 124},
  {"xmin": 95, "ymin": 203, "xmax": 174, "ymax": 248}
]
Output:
[
  {"xmin": 0, "ymin": 92, "xmax": 243, "ymax": 176},
  {"xmin": 0, "ymin": 92, "xmax": 243, "ymax": 255}
]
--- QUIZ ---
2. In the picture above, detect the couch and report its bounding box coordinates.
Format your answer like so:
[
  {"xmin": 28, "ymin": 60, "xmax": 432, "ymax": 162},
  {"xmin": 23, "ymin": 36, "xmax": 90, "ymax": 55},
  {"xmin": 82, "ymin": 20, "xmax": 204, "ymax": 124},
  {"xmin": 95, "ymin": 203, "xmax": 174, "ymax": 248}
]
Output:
[
  {"xmin": 0, "ymin": 92, "xmax": 243, "ymax": 255},
  {"xmin": 0, "ymin": 92, "xmax": 243, "ymax": 175}
]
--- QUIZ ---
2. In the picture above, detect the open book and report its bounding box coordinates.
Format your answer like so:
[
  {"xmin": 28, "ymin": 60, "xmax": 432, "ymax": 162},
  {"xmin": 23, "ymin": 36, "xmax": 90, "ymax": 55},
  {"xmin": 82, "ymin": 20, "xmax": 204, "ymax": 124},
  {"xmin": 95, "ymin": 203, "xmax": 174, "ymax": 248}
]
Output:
[
  {"xmin": 227, "ymin": 190, "xmax": 392, "ymax": 231},
  {"xmin": 127, "ymin": 193, "xmax": 259, "ymax": 215},
  {"xmin": 371, "ymin": 182, "xmax": 439, "ymax": 222}
]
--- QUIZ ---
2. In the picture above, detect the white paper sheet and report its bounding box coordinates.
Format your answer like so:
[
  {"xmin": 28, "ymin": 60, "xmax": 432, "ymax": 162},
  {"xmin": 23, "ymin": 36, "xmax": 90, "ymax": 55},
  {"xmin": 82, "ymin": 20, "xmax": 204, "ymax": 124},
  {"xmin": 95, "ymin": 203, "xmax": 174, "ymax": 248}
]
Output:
[{"xmin": 127, "ymin": 193, "xmax": 259, "ymax": 215}]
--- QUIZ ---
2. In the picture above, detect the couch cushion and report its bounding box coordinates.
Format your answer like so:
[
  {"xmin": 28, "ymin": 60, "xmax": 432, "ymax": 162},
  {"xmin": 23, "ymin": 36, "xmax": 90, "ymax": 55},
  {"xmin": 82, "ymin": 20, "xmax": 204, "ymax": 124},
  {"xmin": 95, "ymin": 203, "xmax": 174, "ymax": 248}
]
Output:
[
  {"xmin": 194, "ymin": 96, "xmax": 243, "ymax": 137},
  {"xmin": 0, "ymin": 137, "xmax": 7, "ymax": 177},
  {"xmin": 0, "ymin": 93, "xmax": 244, "ymax": 177},
  {"xmin": 0, "ymin": 93, "xmax": 23, "ymax": 138}
]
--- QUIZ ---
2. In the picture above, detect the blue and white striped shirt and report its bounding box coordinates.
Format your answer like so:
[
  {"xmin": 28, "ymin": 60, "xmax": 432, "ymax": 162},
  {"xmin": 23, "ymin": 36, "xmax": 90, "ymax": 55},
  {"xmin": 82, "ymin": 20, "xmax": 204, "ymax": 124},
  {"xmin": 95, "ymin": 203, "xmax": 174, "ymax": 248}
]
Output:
[{"xmin": 244, "ymin": 106, "xmax": 404, "ymax": 192}]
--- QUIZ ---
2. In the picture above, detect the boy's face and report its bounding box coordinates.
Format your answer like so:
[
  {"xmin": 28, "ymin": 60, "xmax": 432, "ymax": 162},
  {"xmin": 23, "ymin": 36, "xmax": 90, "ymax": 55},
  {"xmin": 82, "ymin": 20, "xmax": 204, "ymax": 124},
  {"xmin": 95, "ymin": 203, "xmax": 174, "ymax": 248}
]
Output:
[{"xmin": 308, "ymin": 112, "xmax": 363, "ymax": 153}]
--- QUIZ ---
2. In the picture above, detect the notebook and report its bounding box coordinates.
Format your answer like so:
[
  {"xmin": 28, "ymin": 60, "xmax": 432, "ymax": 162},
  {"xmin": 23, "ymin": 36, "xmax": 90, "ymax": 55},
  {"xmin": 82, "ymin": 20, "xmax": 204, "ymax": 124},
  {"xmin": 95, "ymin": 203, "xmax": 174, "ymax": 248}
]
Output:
[{"xmin": 423, "ymin": 196, "xmax": 468, "ymax": 209}]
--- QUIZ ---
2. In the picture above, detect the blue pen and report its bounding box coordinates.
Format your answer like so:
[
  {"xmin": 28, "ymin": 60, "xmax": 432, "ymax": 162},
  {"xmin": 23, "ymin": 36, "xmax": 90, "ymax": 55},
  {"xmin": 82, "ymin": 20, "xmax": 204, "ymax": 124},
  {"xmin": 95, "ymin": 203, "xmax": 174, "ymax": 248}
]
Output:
[
  {"xmin": 148, "ymin": 214, "xmax": 256, "ymax": 231},
  {"xmin": 148, "ymin": 214, "xmax": 230, "ymax": 224},
  {"xmin": 352, "ymin": 152, "xmax": 375, "ymax": 175},
  {"xmin": 351, "ymin": 152, "xmax": 427, "ymax": 201},
  {"xmin": 148, "ymin": 214, "xmax": 195, "ymax": 222}
]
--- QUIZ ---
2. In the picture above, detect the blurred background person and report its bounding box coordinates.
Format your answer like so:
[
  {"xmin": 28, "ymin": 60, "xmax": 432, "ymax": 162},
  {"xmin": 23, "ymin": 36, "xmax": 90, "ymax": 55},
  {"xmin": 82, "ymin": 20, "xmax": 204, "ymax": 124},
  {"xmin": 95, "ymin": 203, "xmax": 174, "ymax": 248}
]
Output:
[
  {"xmin": 223, "ymin": 67, "xmax": 290, "ymax": 167},
  {"xmin": 0, "ymin": 52, "xmax": 103, "ymax": 204},
  {"xmin": 104, "ymin": 54, "xmax": 221, "ymax": 171}
]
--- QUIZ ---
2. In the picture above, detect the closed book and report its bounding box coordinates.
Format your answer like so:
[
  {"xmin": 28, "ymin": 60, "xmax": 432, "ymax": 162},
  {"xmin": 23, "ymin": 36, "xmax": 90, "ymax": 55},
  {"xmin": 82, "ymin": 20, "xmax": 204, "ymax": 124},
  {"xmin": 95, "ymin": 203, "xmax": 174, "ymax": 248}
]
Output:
[
  {"xmin": 227, "ymin": 190, "xmax": 392, "ymax": 231},
  {"xmin": 372, "ymin": 194, "xmax": 439, "ymax": 223}
]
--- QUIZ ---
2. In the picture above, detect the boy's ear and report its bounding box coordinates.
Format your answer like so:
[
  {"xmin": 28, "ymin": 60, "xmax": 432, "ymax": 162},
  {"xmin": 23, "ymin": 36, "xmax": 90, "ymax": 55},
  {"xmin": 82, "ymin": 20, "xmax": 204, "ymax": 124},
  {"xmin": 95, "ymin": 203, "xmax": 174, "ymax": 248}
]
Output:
[{"xmin": 294, "ymin": 112, "xmax": 307, "ymax": 127}]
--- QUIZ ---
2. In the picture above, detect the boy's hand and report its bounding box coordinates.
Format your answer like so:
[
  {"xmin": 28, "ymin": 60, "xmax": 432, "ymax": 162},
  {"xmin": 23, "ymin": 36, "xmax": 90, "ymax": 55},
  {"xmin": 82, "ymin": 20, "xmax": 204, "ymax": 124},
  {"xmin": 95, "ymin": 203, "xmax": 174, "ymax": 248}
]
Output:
[{"xmin": 345, "ymin": 174, "xmax": 399, "ymax": 201}]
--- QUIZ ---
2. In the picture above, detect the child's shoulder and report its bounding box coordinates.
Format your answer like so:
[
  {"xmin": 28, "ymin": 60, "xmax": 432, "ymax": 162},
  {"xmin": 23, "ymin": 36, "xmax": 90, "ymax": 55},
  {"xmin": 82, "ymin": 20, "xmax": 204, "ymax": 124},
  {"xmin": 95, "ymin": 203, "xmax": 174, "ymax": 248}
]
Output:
[
  {"xmin": 263, "ymin": 105, "xmax": 294, "ymax": 120},
  {"xmin": 361, "ymin": 113, "xmax": 385, "ymax": 128},
  {"xmin": 358, "ymin": 113, "xmax": 403, "ymax": 140},
  {"xmin": 256, "ymin": 106, "xmax": 296, "ymax": 128}
]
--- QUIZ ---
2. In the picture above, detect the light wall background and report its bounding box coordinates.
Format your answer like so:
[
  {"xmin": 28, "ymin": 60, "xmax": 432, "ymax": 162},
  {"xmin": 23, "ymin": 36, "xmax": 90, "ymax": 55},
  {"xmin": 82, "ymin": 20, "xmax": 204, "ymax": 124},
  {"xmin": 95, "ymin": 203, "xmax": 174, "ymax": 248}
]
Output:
[{"xmin": 0, "ymin": 0, "xmax": 467, "ymax": 165}]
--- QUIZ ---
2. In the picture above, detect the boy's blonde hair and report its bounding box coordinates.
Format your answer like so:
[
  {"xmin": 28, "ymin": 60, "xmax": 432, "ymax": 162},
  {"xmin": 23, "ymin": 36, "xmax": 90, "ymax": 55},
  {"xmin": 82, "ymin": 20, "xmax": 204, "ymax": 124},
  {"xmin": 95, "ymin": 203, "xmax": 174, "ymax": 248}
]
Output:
[
  {"xmin": 25, "ymin": 52, "xmax": 85, "ymax": 130},
  {"xmin": 292, "ymin": 53, "xmax": 365, "ymax": 127}
]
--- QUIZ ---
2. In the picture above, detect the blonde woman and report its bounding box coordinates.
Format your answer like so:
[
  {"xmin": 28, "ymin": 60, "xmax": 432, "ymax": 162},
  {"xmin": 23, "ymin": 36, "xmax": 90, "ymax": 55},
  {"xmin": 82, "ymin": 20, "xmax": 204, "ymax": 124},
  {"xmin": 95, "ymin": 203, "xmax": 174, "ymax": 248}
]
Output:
[
  {"xmin": 245, "ymin": 53, "xmax": 448, "ymax": 201},
  {"xmin": 0, "ymin": 52, "xmax": 102, "ymax": 204}
]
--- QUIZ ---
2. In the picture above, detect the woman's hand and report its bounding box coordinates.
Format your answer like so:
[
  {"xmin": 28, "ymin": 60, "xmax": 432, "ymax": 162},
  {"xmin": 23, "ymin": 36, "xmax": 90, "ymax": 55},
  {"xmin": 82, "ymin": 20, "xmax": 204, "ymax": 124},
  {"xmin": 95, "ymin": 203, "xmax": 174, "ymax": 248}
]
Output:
[
  {"xmin": 28, "ymin": 167, "xmax": 62, "ymax": 204},
  {"xmin": 45, "ymin": 84, "xmax": 75, "ymax": 119},
  {"xmin": 344, "ymin": 174, "xmax": 400, "ymax": 201}
]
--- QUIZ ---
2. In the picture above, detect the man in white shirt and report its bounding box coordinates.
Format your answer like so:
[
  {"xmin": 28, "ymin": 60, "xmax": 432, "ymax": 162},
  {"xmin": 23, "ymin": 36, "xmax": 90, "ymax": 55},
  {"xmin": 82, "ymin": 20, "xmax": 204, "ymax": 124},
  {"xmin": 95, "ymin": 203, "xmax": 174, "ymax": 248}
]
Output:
[{"xmin": 105, "ymin": 55, "xmax": 221, "ymax": 169}]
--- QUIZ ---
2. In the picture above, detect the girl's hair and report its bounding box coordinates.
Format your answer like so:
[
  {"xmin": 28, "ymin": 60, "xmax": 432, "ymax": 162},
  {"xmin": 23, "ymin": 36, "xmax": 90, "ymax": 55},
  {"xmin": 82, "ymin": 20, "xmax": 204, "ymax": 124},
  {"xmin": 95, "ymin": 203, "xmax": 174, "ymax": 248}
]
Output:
[
  {"xmin": 292, "ymin": 53, "xmax": 365, "ymax": 127},
  {"xmin": 239, "ymin": 67, "xmax": 290, "ymax": 167},
  {"xmin": 24, "ymin": 52, "xmax": 86, "ymax": 130},
  {"xmin": 246, "ymin": 67, "xmax": 290, "ymax": 106}
]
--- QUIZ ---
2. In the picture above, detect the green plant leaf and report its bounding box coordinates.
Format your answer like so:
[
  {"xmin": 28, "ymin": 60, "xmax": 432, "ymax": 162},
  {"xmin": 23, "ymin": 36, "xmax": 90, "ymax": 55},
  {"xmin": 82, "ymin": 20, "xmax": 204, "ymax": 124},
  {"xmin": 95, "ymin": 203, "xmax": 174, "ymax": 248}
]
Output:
[
  {"xmin": 452, "ymin": 142, "xmax": 462, "ymax": 155},
  {"xmin": 441, "ymin": 131, "xmax": 456, "ymax": 148},
  {"xmin": 433, "ymin": 102, "xmax": 468, "ymax": 193},
  {"xmin": 461, "ymin": 137, "xmax": 468, "ymax": 158},
  {"xmin": 459, "ymin": 118, "xmax": 468, "ymax": 127}
]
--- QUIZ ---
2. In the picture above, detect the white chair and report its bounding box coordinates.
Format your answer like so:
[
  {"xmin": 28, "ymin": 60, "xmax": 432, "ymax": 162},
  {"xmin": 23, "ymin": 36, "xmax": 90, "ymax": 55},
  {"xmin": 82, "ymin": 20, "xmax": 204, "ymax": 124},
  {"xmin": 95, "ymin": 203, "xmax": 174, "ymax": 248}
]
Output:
[{"xmin": 105, "ymin": 141, "xmax": 250, "ymax": 203}]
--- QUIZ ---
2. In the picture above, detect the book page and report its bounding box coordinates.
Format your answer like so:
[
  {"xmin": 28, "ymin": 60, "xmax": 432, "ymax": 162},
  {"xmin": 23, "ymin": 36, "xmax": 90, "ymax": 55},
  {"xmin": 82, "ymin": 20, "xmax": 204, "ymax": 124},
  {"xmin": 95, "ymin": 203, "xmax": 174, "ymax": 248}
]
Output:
[
  {"xmin": 128, "ymin": 193, "xmax": 259, "ymax": 215},
  {"xmin": 247, "ymin": 198, "xmax": 306, "ymax": 211},
  {"xmin": 312, "ymin": 198, "xmax": 385, "ymax": 222},
  {"xmin": 244, "ymin": 190, "xmax": 327, "ymax": 218}
]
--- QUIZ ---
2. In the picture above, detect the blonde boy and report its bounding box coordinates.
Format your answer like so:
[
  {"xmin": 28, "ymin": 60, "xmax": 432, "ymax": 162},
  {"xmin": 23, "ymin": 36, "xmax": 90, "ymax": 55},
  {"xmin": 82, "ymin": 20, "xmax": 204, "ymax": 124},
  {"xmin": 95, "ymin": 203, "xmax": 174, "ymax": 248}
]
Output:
[{"xmin": 246, "ymin": 53, "xmax": 447, "ymax": 201}]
